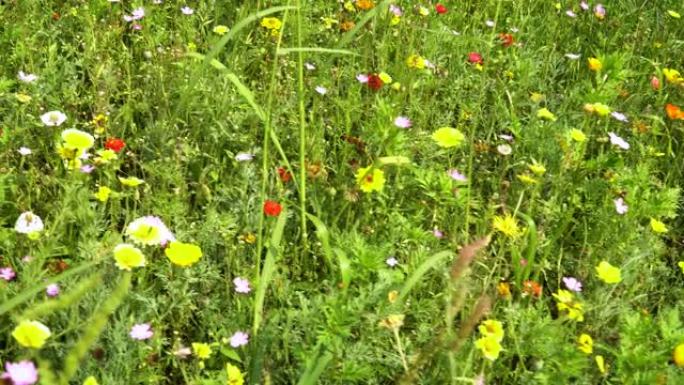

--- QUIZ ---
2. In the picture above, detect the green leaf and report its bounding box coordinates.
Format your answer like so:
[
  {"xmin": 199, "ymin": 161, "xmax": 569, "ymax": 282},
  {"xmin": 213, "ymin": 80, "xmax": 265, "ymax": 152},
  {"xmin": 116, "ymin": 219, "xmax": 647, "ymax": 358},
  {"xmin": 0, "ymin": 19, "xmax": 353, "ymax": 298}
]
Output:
[
  {"xmin": 396, "ymin": 250, "xmax": 453, "ymax": 305},
  {"xmin": 277, "ymin": 47, "xmax": 358, "ymax": 56}
]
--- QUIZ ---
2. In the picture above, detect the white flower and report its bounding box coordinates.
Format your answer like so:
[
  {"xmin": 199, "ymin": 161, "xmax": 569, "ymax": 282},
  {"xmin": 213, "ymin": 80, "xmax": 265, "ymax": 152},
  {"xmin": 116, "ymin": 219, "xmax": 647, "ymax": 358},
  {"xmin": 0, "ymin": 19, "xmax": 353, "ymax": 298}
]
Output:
[
  {"xmin": 608, "ymin": 132, "xmax": 630, "ymax": 150},
  {"xmin": 235, "ymin": 152, "xmax": 253, "ymax": 162},
  {"xmin": 17, "ymin": 71, "xmax": 38, "ymax": 83},
  {"xmin": 566, "ymin": 10, "xmax": 577, "ymax": 17},
  {"xmin": 497, "ymin": 144, "xmax": 512, "ymax": 155},
  {"xmin": 125, "ymin": 216, "xmax": 175, "ymax": 246},
  {"xmin": 40, "ymin": 111, "xmax": 67, "ymax": 126},
  {"xmin": 315, "ymin": 86, "xmax": 327, "ymax": 95},
  {"xmin": 124, "ymin": 7, "xmax": 145, "ymax": 21},
  {"xmin": 394, "ymin": 116, "xmax": 412, "ymax": 128},
  {"xmin": 15, "ymin": 211, "xmax": 44, "ymax": 234},
  {"xmin": 356, "ymin": 74, "xmax": 369, "ymax": 83},
  {"xmin": 610, "ymin": 112, "xmax": 629, "ymax": 122},
  {"xmin": 180, "ymin": 6, "xmax": 193, "ymax": 15},
  {"xmin": 304, "ymin": 62, "xmax": 316, "ymax": 71},
  {"xmin": 18, "ymin": 147, "xmax": 32, "ymax": 156},
  {"xmin": 565, "ymin": 53, "xmax": 581, "ymax": 60},
  {"xmin": 485, "ymin": 20, "xmax": 495, "ymax": 27}
]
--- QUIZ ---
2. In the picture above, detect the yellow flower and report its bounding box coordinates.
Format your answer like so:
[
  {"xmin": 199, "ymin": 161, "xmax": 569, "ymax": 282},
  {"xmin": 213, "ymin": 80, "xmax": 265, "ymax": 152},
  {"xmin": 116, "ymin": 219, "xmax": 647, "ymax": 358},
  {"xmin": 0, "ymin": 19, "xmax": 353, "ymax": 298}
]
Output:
[
  {"xmin": 578, "ymin": 334, "xmax": 593, "ymax": 354},
  {"xmin": 592, "ymin": 103, "xmax": 611, "ymax": 117},
  {"xmin": 497, "ymin": 282, "xmax": 512, "ymax": 300},
  {"xmin": 390, "ymin": 16, "xmax": 401, "ymax": 25},
  {"xmin": 517, "ymin": 174, "xmax": 539, "ymax": 185},
  {"xmin": 478, "ymin": 320, "xmax": 504, "ymax": 342},
  {"xmin": 378, "ymin": 314, "xmax": 404, "ymax": 331},
  {"xmin": 432, "ymin": 127, "xmax": 465, "ymax": 148},
  {"xmin": 321, "ymin": 17, "xmax": 338, "ymax": 29},
  {"xmin": 61, "ymin": 129, "xmax": 95, "ymax": 151},
  {"xmin": 94, "ymin": 149, "xmax": 117, "ymax": 164},
  {"xmin": 475, "ymin": 335, "xmax": 503, "ymax": 361},
  {"xmin": 226, "ymin": 363, "xmax": 245, "ymax": 385},
  {"xmin": 663, "ymin": 68, "xmax": 682, "ymax": 84},
  {"xmin": 569, "ymin": 128, "xmax": 587, "ymax": 143},
  {"xmin": 536, "ymin": 108, "xmax": 557, "ymax": 121},
  {"xmin": 553, "ymin": 290, "xmax": 584, "ymax": 322},
  {"xmin": 378, "ymin": 72, "xmax": 392, "ymax": 84},
  {"xmin": 595, "ymin": 355, "xmax": 607, "ymax": 374},
  {"xmin": 650, "ymin": 218, "xmax": 668, "ymax": 233},
  {"xmin": 260, "ymin": 17, "xmax": 282, "ymax": 30},
  {"xmin": 668, "ymin": 10, "xmax": 681, "ymax": 19},
  {"xmin": 119, "ymin": 176, "xmax": 145, "ymax": 187},
  {"xmin": 406, "ymin": 54, "xmax": 426, "ymax": 69},
  {"xmin": 588, "ymin": 57, "xmax": 602, "ymax": 71},
  {"xmin": 94, "ymin": 186, "xmax": 112, "ymax": 202},
  {"xmin": 355, "ymin": 0, "xmax": 375, "ymax": 10},
  {"xmin": 192, "ymin": 342, "xmax": 212, "ymax": 359},
  {"xmin": 529, "ymin": 92, "xmax": 545, "ymax": 103},
  {"xmin": 83, "ymin": 376, "xmax": 99, "ymax": 385},
  {"xmin": 595, "ymin": 261, "xmax": 621, "ymax": 284},
  {"xmin": 528, "ymin": 161, "xmax": 546, "ymax": 176},
  {"xmin": 165, "ymin": 241, "xmax": 203, "ymax": 267},
  {"xmin": 678, "ymin": 261, "xmax": 684, "ymax": 274},
  {"xmin": 113, "ymin": 243, "xmax": 146, "ymax": 271},
  {"xmin": 344, "ymin": 1, "xmax": 355, "ymax": 12},
  {"xmin": 16, "ymin": 93, "xmax": 32, "ymax": 103},
  {"xmin": 418, "ymin": 6, "xmax": 430, "ymax": 16},
  {"xmin": 674, "ymin": 343, "xmax": 684, "ymax": 367},
  {"xmin": 355, "ymin": 166, "xmax": 385, "ymax": 193},
  {"xmin": 213, "ymin": 25, "xmax": 229, "ymax": 35},
  {"xmin": 492, "ymin": 214, "xmax": 521, "ymax": 238},
  {"xmin": 12, "ymin": 320, "xmax": 51, "ymax": 349}
]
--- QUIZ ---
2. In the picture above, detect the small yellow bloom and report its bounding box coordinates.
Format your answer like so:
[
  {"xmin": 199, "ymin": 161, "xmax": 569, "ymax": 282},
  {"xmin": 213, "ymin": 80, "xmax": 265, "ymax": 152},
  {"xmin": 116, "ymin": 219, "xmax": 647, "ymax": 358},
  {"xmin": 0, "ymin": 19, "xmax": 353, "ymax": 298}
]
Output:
[
  {"xmin": 390, "ymin": 16, "xmax": 401, "ymax": 26},
  {"xmin": 165, "ymin": 241, "xmax": 203, "ymax": 267},
  {"xmin": 94, "ymin": 186, "xmax": 112, "ymax": 202},
  {"xmin": 406, "ymin": 54, "xmax": 426, "ymax": 69},
  {"xmin": 578, "ymin": 334, "xmax": 593, "ymax": 354},
  {"xmin": 83, "ymin": 376, "xmax": 99, "ymax": 385},
  {"xmin": 388, "ymin": 290, "xmax": 399, "ymax": 303},
  {"xmin": 95, "ymin": 149, "xmax": 117, "ymax": 164},
  {"xmin": 650, "ymin": 218, "xmax": 668, "ymax": 233},
  {"xmin": 678, "ymin": 261, "xmax": 684, "ymax": 274},
  {"xmin": 478, "ymin": 320, "xmax": 504, "ymax": 342},
  {"xmin": 16, "ymin": 93, "xmax": 32, "ymax": 103},
  {"xmin": 192, "ymin": 342, "xmax": 212, "ymax": 359},
  {"xmin": 588, "ymin": 57, "xmax": 602, "ymax": 72},
  {"xmin": 667, "ymin": 10, "xmax": 681, "ymax": 19},
  {"xmin": 674, "ymin": 343, "xmax": 684, "ymax": 367},
  {"xmin": 378, "ymin": 72, "xmax": 392, "ymax": 84},
  {"xmin": 418, "ymin": 6, "xmax": 429, "ymax": 16},
  {"xmin": 529, "ymin": 92, "xmax": 545, "ymax": 103},
  {"xmin": 119, "ymin": 176, "xmax": 145, "ymax": 187},
  {"xmin": 663, "ymin": 68, "xmax": 682, "ymax": 84},
  {"xmin": 537, "ymin": 108, "xmax": 557, "ymax": 121},
  {"xmin": 528, "ymin": 161, "xmax": 546, "ymax": 176},
  {"xmin": 497, "ymin": 282, "xmax": 512, "ymax": 299},
  {"xmin": 569, "ymin": 128, "xmax": 587, "ymax": 143},
  {"xmin": 61, "ymin": 129, "xmax": 95, "ymax": 151},
  {"xmin": 492, "ymin": 214, "xmax": 521, "ymax": 238},
  {"xmin": 595, "ymin": 261, "xmax": 621, "ymax": 284},
  {"xmin": 592, "ymin": 103, "xmax": 611, "ymax": 117},
  {"xmin": 432, "ymin": 127, "xmax": 465, "ymax": 148},
  {"xmin": 321, "ymin": 17, "xmax": 338, "ymax": 29},
  {"xmin": 378, "ymin": 314, "xmax": 404, "ymax": 331},
  {"xmin": 475, "ymin": 335, "xmax": 503, "ymax": 361},
  {"xmin": 260, "ymin": 17, "xmax": 282, "ymax": 30},
  {"xmin": 595, "ymin": 355, "xmax": 607, "ymax": 374},
  {"xmin": 517, "ymin": 174, "xmax": 539, "ymax": 185},
  {"xmin": 227, "ymin": 363, "xmax": 245, "ymax": 385},
  {"xmin": 113, "ymin": 243, "xmax": 146, "ymax": 271},
  {"xmin": 12, "ymin": 320, "xmax": 51, "ymax": 349},
  {"xmin": 344, "ymin": 1, "xmax": 356, "ymax": 12},
  {"xmin": 355, "ymin": 166, "xmax": 385, "ymax": 193},
  {"xmin": 553, "ymin": 290, "xmax": 585, "ymax": 322},
  {"xmin": 213, "ymin": 25, "xmax": 229, "ymax": 35}
]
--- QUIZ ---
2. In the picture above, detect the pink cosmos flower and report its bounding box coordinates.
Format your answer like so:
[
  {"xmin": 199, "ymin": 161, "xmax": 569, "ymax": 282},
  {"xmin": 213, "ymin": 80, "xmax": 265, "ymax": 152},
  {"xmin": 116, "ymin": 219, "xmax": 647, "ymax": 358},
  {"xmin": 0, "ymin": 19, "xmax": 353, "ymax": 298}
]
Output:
[
  {"xmin": 229, "ymin": 331, "xmax": 249, "ymax": 347},
  {"xmin": 562, "ymin": 277, "xmax": 583, "ymax": 292},
  {"xmin": 46, "ymin": 284, "xmax": 60, "ymax": 297},
  {"xmin": 594, "ymin": 4, "xmax": 606, "ymax": 19},
  {"xmin": 580, "ymin": 1, "xmax": 589, "ymax": 11},
  {"xmin": 0, "ymin": 267, "xmax": 16, "ymax": 281},
  {"xmin": 447, "ymin": 169, "xmax": 467, "ymax": 182},
  {"xmin": 394, "ymin": 116, "xmax": 412, "ymax": 128},
  {"xmin": 1, "ymin": 361, "xmax": 38, "ymax": 385},
  {"xmin": 608, "ymin": 132, "xmax": 629, "ymax": 150},
  {"xmin": 130, "ymin": 323, "xmax": 153, "ymax": 340},
  {"xmin": 389, "ymin": 4, "xmax": 403, "ymax": 16},
  {"xmin": 614, "ymin": 197, "xmax": 628, "ymax": 215},
  {"xmin": 433, "ymin": 228, "xmax": 444, "ymax": 238},
  {"xmin": 233, "ymin": 277, "xmax": 251, "ymax": 293},
  {"xmin": 356, "ymin": 74, "xmax": 369, "ymax": 83}
]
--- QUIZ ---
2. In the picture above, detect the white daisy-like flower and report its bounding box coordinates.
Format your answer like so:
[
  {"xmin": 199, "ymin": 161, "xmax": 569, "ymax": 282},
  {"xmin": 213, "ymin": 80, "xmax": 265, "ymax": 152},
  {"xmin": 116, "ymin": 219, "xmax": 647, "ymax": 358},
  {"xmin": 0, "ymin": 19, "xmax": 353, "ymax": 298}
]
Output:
[
  {"xmin": 608, "ymin": 132, "xmax": 630, "ymax": 150},
  {"xmin": 180, "ymin": 6, "xmax": 193, "ymax": 15},
  {"xmin": 125, "ymin": 216, "xmax": 175, "ymax": 246},
  {"xmin": 315, "ymin": 86, "xmax": 328, "ymax": 95},
  {"xmin": 18, "ymin": 147, "xmax": 32, "ymax": 156},
  {"xmin": 17, "ymin": 71, "xmax": 38, "ymax": 83},
  {"xmin": 15, "ymin": 211, "xmax": 44, "ymax": 234},
  {"xmin": 235, "ymin": 152, "xmax": 254, "ymax": 162},
  {"xmin": 40, "ymin": 111, "xmax": 67, "ymax": 126},
  {"xmin": 565, "ymin": 53, "xmax": 581, "ymax": 60}
]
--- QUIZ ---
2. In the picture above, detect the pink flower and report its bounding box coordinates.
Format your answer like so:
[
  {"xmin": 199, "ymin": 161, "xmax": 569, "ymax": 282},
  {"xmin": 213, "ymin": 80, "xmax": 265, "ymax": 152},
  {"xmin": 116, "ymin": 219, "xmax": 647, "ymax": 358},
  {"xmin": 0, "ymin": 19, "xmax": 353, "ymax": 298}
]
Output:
[
  {"xmin": 229, "ymin": 331, "xmax": 249, "ymax": 347},
  {"xmin": 46, "ymin": 284, "xmax": 60, "ymax": 297},
  {"xmin": 0, "ymin": 267, "xmax": 16, "ymax": 281},
  {"xmin": 389, "ymin": 4, "xmax": 402, "ymax": 16},
  {"xmin": 394, "ymin": 116, "xmax": 412, "ymax": 128},
  {"xmin": 233, "ymin": 277, "xmax": 251, "ymax": 293},
  {"xmin": 594, "ymin": 4, "xmax": 606, "ymax": 19},
  {"xmin": 80, "ymin": 164, "xmax": 95, "ymax": 173},
  {"xmin": 580, "ymin": 1, "xmax": 589, "ymax": 11},
  {"xmin": 356, "ymin": 74, "xmax": 369, "ymax": 83},
  {"xmin": 608, "ymin": 132, "xmax": 629, "ymax": 150},
  {"xmin": 433, "ymin": 228, "xmax": 444, "ymax": 238},
  {"xmin": 447, "ymin": 169, "xmax": 467, "ymax": 182},
  {"xmin": 562, "ymin": 277, "xmax": 583, "ymax": 292},
  {"xmin": 614, "ymin": 197, "xmax": 628, "ymax": 215},
  {"xmin": 1, "ymin": 361, "xmax": 38, "ymax": 385},
  {"xmin": 650, "ymin": 76, "xmax": 661, "ymax": 90},
  {"xmin": 130, "ymin": 323, "xmax": 153, "ymax": 340}
]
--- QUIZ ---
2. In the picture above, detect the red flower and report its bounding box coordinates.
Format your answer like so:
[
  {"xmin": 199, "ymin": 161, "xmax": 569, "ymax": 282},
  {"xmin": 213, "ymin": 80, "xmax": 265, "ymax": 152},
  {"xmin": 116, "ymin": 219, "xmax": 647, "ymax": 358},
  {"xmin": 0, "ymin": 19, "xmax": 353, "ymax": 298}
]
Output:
[
  {"xmin": 522, "ymin": 280, "xmax": 542, "ymax": 298},
  {"xmin": 263, "ymin": 200, "xmax": 282, "ymax": 217},
  {"xmin": 467, "ymin": 52, "xmax": 483, "ymax": 65},
  {"xmin": 498, "ymin": 33, "xmax": 515, "ymax": 48},
  {"xmin": 367, "ymin": 74, "xmax": 383, "ymax": 91},
  {"xmin": 435, "ymin": 4, "xmax": 447, "ymax": 14},
  {"xmin": 277, "ymin": 167, "xmax": 292, "ymax": 183},
  {"xmin": 104, "ymin": 138, "xmax": 126, "ymax": 153}
]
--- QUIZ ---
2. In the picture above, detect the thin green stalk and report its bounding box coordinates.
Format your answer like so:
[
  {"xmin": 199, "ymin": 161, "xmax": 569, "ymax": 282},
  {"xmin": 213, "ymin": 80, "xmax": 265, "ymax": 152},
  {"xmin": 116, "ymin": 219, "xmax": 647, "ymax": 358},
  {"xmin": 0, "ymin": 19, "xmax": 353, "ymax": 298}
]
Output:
[{"xmin": 295, "ymin": 0, "xmax": 308, "ymax": 250}]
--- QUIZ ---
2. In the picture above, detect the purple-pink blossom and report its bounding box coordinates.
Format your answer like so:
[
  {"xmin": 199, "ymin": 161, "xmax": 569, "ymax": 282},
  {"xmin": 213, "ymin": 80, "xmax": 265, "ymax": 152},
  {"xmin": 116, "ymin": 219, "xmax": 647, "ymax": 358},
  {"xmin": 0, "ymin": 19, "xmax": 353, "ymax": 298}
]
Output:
[
  {"xmin": 562, "ymin": 277, "xmax": 583, "ymax": 292},
  {"xmin": 130, "ymin": 323, "xmax": 153, "ymax": 340},
  {"xmin": 0, "ymin": 267, "xmax": 16, "ymax": 281},
  {"xmin": 394, "ymin": 116, "xmax": 412, "ymax": 128},
  {"xmin": 233, "ymin": 277, "xmax": 251, "ymax": 293},
  {"xmin": 1, "ymin": 361, "xmax": 38, "ymax": 385},
  {"xmin": 229, "ymin": 331, "xmax": 249, "ymax": 347},
  {"xmin": 614, "ymin": 197, "xmax": 628, "ymax": 215},
  {"xmin": 46, "ymin": 284, "xmax": 60, "ymax": 297}
]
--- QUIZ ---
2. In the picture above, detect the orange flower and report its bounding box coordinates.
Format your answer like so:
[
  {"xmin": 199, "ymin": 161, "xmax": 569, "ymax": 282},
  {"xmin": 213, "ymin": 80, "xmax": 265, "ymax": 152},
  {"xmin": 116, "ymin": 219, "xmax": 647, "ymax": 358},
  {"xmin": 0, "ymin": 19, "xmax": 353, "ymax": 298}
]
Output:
[
  {"xmin": 666, "ymin": 104, "xmax": 684, "ymax": 120},
  {"xmin": 355, "ymin": 0, "xmax": 375, "ymax": 10},
  {"xmin": 498, "ymin": 33, "xmax": 515, "ymax": 48},
  {"xmin": 522, "ymin": 280, "xmax": 542, "ymax": 298}
]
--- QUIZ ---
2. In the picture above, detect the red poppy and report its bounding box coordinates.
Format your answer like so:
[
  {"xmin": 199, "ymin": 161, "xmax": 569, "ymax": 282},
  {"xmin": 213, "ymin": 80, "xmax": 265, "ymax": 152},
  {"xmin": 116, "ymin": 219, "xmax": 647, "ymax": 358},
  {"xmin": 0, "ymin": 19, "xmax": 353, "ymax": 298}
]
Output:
[
  {"xmin": 263, "ymin": 200, "xmax": 283, "ymax": 217},
  {"xmin": 435, "ymin": 4, "xmax": 447, "ymax": 14},
  {"xmin": 467, "ymin": 52, "xmax": 483, "ymax": 65},
  {"xmin": 498, "ymin": 33, "xmax": 515, "ymax": 48},
  {"xmin": 104, "ymin": 138, "xmax": 126, "ymax": 153},
  {"xmin": 277, "ymin": 167, "xmax": 292, "ymax": 183},
  {"xmin": 367, "ymin": 74, "xmax": 383, "ymax": 91}
]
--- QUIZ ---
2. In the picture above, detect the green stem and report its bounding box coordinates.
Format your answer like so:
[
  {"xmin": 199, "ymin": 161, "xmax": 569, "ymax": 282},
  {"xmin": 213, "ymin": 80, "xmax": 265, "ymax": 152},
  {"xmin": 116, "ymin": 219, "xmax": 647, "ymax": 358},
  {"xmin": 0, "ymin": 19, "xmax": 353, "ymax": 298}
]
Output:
[{"xmin": 295, "ymin": 0, "xmax": 308, "ymax": 250}]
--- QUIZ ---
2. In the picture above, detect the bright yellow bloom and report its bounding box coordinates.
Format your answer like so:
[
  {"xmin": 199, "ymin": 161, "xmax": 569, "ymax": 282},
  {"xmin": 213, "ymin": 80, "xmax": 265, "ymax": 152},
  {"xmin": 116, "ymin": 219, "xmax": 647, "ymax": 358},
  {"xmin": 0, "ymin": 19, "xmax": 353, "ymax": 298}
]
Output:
[
  {"xmin": 595, "ymin": 355, "xmax": 607, "ymax": 374},
  {"xmin": 595, "ymin": 261, "xmax": 621, "ymax": 284},
  {"xmin": 192, "ymin": 342, "xmax": 212, "ymax": 359},
  {"xmin": 529, "ymin": 92, "xmax": 545, "ymax": 103},
  {"xmin": 578, "ymin": 334, "xmax": 593, "ymax": 354},
  {"xmin": 406, "ymin": 54, "xmax": 426, "ymax": 69},
  {"xmin": 668, "ymin": 10, "xmax": 682, "ymax": 19},
  {"xmin": 355, "ymin": 166, "xmax": 385, "ymax": 193},
  {"xmin": 553, "ymin": 290, "xmax": 584, "ymax": 322},
  {"xmin": 432, "ymin": 127, "xmax": 465, "ymax": 148},
  {"xmin": 16, "ymin": 93, "xmax": 32, "ymax": 103},
  {"xmin": 588, "ymin": 57, "xmax": 602, "ymax": 72},
  {"xmin": 119, "ymin": 176, "xmax": 144, "ymax": 187},
  {"xmin": 378, "ymin": 72, "xmax": 392, "ymax": 84},
  {"xmin": 650, "ymin": 218, "xmax": 668, "ymax": 233},
  {"xmin": 260, "ymin": 17, "xmax": 282, "ymax": 30},
  {"xmin": 478, "ymin": 320, "xmax": 504, "ymax": 342},
  {"xmin": 674, "ymin": 343, "xmax": 684, "ymax": 367},
  {"xmin": 528, "ymin": 161, "xmax": 546, "ymax": 176},
  {"xmin": 355, "ymin": 0, "xmax": 375, "ymax": 10},
  {"xmin": 83, "ymin": 376, "xmax": 99, "ymax": 385},
  {"xmin": 321, "ymin": 17, "xmax": 338, "ymax": 29},
  {"xmin": 61, "ymin": 129, "xmax": 95, "ymax": 151},
  {"xmin": 95, "ymin": 149, "xmax": 117, "ymax": 164},
  {"xmin": 378, "ymin": 314, "xmax": 405, "ymax": 331},
  {"xmin": 678, "ymin": 261, "xmax": 684, "ymax": 274},
  {"xmin": 569, "ymin": 128, "xmax": 587, "ymax": 143},
  {"xmin": 475, "ymin": 335, "xmax": 502, "ymax": 361},
  {"xmin": 344, "ymin": 1, "xmax": 355, "ymax": 12},
  {"xmin": 663, "ymin": 68, "xmax": 682, "ymax": 84},
  {"xmin": 226, "ymin": 363, "xmax": 245, "ymax": 385},
  {"xmin": 517, "ymin": 174, "xmax": 539, "ymax": 185},
  {"xmin": 213, "ymin": 25, "xmax": 229, "ymax": 35},
  {"xmin": 418, "ymin": 6, "xmax": 429, "ymax": 16},
  {"xmin": 492, "ymin": 214, "xmax": 521, "ymax": 238},
  {"xmin": 113, "ymin": 243, "xmax": 146, "ymax": 271},
  {"xmin": 390, "ymin": 16, "xmax": 401, "ymax": 25},
  {"xmin": 165, "ymin": 241, "xmax": 203, "ymax": 267},
  {"xmin": 12, "ymin": 320, "xmax": 51, "ymax": 349},
  {"xmin": 94, "ymin": 186, "xmax": 112, "ymax": 202},
  {"xmin": 536, "ymin": 108, "xmax": 557, "ymax": 121},
  {"xmin": 587, "ymin": 102, "xmax": 611, "ymax": 117}
]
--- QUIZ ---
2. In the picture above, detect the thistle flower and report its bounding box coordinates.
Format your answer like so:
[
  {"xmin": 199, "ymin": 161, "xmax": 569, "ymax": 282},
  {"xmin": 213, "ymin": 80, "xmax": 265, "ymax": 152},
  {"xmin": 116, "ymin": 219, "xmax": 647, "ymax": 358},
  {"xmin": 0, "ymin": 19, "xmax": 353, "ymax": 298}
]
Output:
[{"xmin": 394, "ymin": 116, "xmax": 412, "ymax": 128}]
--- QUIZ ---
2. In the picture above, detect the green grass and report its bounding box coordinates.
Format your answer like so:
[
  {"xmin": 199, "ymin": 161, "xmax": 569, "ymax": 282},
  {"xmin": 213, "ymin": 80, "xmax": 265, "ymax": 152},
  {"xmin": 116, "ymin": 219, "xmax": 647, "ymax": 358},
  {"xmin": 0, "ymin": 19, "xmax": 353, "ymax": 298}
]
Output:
[{"xmin": 1, "ymin": 1, "xmax": 684, "ymax": 384}]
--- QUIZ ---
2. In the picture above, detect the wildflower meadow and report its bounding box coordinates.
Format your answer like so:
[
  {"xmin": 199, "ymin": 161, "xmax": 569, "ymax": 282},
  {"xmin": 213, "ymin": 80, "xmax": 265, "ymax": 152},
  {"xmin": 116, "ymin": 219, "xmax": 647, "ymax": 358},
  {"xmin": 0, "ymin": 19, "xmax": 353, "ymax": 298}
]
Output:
[{"xmin": 2, "ymin": 1, "xmax": 684, "ymax": 384}]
